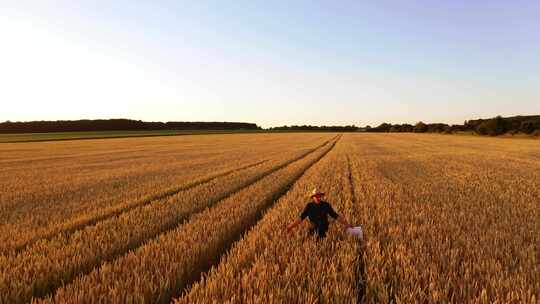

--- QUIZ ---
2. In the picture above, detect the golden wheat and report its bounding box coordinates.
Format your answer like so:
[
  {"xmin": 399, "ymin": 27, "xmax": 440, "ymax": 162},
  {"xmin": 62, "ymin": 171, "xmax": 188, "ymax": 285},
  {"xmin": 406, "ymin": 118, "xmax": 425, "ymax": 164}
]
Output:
[
  {"xmin": 177, "ymin": 137, "xmax": 361, "ymax": 303},
  {"xmin": 0, "ymin": 136, "xmax": 334, "ymax": 303},
  {"xmin": 348, "ymin": 134, "xmax": 540, "ymax": 303},
  {"xmin": 178, "ymin": 134, "xmax": 539, "ymax": 303},
  {"xmin": 1, "ymin": 133, "xmax": 538, "ymax": 303},
  {"xmin": 0, "ymin": 133, "xmax": 330, "ymax": 255},
  {"xmin": 36, "ymin": 137, "xmax": 339, "ymax": 304}
]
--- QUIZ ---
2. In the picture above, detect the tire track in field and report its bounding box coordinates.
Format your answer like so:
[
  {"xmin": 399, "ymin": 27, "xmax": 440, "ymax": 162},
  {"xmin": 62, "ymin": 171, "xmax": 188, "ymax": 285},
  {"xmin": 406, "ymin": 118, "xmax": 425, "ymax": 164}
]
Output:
[
  {"xmin": 38, "ymin": 135, "xmax": 342, "ymax": 304},
  {"xmin": 10, "ymin": 159, "xmax": 269, "ymax": 255},
  {"xmin": 2, "ymin": 137, "xmax": 338, "ymax": 304},
  {"xmin": 347, "ymin": 154, "xmax": 366, "ymax": 304}
]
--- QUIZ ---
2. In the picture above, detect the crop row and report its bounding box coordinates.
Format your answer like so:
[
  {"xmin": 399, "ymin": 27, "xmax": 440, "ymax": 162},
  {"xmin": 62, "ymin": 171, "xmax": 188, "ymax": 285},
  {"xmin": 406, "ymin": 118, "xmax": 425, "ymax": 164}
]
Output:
[
  {"xmin": 0, "ymin": 137, "xmax": 334, "ymax": 304},
  {"xmin": 36, "ymin": 137, "xmax": 340, "ymax": 303},
  {"xmin": 176, "ymin": 136, "xmax": 362, "ymax": 303}
]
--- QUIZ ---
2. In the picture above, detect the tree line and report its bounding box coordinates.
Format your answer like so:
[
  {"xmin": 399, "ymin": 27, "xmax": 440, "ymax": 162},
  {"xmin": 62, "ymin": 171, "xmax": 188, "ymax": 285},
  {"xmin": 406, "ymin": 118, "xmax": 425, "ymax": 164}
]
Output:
[
  {"xmin": 364, "ymin": 115, "xmax": 540, "ymax": 136},
  {"xmin": 2, "ymin": 116, "xmax": 539, "ymax": 136},
  {"xmin": 0, "ymin": 119, "xmax": 261, "ymax": 133},
  {"xmin": 268, "ymin": 125, "xmax": 359, "ymax": 132}
]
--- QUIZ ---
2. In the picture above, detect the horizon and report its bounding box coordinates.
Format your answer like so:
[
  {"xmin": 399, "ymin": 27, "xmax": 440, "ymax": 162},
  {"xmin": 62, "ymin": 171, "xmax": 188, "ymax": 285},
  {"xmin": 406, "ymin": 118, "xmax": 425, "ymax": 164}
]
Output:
[
  {"xmin": 2, "ymin": 114, "xmax": 539, "ymax": 129},
  {"xmin": 2, "ymin": 1, "xmax": 539, "ymax": 128}
]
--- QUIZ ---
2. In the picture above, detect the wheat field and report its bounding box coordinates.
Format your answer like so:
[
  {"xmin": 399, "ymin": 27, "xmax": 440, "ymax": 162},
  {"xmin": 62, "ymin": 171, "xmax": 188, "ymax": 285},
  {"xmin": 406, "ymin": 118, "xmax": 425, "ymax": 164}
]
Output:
[{"xmin": 0, "ymin": 133, "xmax": 538, "ymax": 303}]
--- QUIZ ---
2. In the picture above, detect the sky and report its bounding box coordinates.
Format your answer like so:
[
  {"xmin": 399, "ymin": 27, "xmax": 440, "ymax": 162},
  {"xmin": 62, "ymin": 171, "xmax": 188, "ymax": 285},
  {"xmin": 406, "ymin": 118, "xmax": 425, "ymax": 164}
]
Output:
[{"xmin": 1, "ymin": 1, "xmax": 539, "ymax": 128}]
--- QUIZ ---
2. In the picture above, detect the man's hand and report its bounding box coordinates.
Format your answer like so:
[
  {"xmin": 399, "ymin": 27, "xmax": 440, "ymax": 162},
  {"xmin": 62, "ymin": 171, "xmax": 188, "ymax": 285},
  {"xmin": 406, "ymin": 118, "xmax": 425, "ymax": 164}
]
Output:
[{"xmin": 285, "ymin": 219, "xmax": 302, "ymax": 235}]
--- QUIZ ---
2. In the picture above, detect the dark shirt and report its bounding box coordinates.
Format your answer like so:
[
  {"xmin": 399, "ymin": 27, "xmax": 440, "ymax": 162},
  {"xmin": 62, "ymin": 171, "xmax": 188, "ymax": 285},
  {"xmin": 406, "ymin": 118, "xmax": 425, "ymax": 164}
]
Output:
[{"xmin": 300, "ymin": 201, "xmax": 339, "ymax": 237}]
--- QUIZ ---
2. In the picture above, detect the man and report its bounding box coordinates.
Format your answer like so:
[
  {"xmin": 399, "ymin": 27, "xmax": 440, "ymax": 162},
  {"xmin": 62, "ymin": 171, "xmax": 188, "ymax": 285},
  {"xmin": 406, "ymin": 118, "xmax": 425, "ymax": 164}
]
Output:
[{"xmin": 286, "ymin": 188, "xmax": 352, "ymax": 239}]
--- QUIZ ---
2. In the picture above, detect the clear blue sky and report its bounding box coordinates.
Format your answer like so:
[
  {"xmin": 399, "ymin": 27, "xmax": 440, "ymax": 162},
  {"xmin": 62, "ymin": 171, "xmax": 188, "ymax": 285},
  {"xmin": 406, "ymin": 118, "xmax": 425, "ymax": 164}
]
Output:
[{"xmin": 1, "ymin": 1, "xmax": 539, "ymax": 127}]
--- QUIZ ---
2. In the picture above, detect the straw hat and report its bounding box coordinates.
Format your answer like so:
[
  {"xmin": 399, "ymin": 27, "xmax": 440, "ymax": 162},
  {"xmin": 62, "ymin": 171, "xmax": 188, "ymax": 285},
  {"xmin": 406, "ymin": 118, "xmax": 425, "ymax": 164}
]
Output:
[{"xmin": 309, "ymin": 188, "xmax": 325, "ymax": 198}]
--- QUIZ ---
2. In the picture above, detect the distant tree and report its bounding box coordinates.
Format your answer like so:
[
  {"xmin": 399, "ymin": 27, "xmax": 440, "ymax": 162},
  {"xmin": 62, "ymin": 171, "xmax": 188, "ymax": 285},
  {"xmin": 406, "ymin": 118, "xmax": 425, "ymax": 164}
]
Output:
[
  {"xmin": 372, "ymin": 123, "xmax": 392, "ymax": 132},
  {"xmin": 476, "ymin": 123, "xmax": 488, "ymax": 135},
  {"xmin": 450, "ymin": 124, "xmax": 465, "ymax": 132},
  {"xmin": 359, "ymin": 115, "xmax": 539, "ymax": 136},
  {"xmin": 476, "ymin": 116, "xmax": 507, "ymax": 136},
  {"xmin": 427, "ymin": 123, "xmax": 449, "ymax": 133},
  {"xmin": 0, "ymin": 119, "xmax": 261, "ymax": 133},
  {"xmin": 400, "ymin": 124, "xmax": 414, "ymax": 132},
  {"xmin": 464, "ymin": 119, "xmax": 484, "ymax": 131},
  {"xmin": 520, "ymin": 120, "xmax": 540, "ymax": 134},
  {"xmin": 268, "ymin": 125, "xmax": 358, "ymax": 132},
  {"xmin": 414, "ymin": 121, "xmax": 428, "ymax": 133}
]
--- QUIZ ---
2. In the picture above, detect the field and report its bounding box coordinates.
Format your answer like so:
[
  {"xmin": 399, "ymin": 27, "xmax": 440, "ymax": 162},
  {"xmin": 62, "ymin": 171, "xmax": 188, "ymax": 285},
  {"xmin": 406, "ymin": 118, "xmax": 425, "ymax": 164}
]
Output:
[
  {"xmin": 0, "ymin": 130, "xmax": 266, "ymax": 143},
  {"xmin": 0, "ymin": 133, "xmax": 538, "ymax": 303}
]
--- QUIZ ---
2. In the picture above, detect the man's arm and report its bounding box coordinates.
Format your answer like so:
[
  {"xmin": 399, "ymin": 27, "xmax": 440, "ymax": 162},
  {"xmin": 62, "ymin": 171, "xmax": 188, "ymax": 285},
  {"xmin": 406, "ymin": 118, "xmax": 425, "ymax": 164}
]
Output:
[
  {"xmin": 286, "ymin": 219, "xmax": 303, "ymax": 233},
  {"xmin": 286, "ymin": 204, "xmax": 310, "ymax": 234}
]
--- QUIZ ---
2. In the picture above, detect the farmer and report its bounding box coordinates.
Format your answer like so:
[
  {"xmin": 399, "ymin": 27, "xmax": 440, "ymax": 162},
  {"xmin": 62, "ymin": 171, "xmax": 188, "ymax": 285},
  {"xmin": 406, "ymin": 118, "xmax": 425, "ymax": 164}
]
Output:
[{"xmin": 286, "ymin": 188, "xmax": 352, "ymax": 239}]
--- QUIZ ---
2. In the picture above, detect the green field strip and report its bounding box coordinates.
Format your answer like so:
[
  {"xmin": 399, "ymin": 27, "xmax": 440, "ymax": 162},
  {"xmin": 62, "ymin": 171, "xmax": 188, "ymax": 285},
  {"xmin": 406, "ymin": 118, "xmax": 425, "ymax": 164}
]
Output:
[{"xmin": 0, "ymin": 130, "xmax": 264, "ymax": 143}]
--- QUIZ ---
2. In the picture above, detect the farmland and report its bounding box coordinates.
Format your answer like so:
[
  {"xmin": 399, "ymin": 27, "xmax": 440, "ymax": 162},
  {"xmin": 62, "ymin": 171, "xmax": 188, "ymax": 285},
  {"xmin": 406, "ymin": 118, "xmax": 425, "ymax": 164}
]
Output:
[
  {"xmin": 0, "ymin": 130, "xmax": 266, "ymax": 144},
  {"xmin": 0, "ymin": 133, "xmax": 538, "ymax": 303}
]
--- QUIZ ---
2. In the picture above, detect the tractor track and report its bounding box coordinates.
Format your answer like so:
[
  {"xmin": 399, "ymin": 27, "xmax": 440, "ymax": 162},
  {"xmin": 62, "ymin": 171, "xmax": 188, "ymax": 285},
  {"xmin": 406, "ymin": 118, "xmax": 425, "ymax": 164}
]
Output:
[
  {"xmin": 347, "ymin": 154, "xmax": 367, "ymax": 304},
  {"xmin": 10, "ymin": 158, "xmax": 269, "ymax": 255}
]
